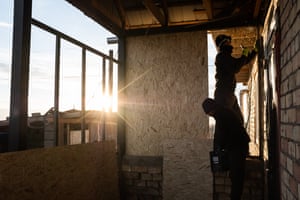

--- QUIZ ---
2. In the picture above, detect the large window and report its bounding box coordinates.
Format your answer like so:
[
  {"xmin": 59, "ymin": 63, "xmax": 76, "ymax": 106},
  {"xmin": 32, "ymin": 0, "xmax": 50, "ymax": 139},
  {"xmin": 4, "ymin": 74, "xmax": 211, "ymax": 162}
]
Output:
[
  {"xmin": 30, "ymin": 0, "xmax": 118, "ymax": 116},
  {"xmin": 29, "ymin": 26, "xmax": 56, "ymax": 115},
  {"xmin": 0, "ymin": 0, "xmax": 14, "ymax": 120},
  {"xmin": 59, "ymin": 40, "xmax": 82, "ymax": 111}
]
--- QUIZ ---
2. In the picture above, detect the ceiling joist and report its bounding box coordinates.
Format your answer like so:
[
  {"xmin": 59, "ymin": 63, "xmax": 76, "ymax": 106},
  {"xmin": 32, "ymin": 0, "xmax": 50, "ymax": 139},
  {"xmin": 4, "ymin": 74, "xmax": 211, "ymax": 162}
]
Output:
[
  {"xmin": 114, "ymin": 0, "xmax": 127, "ymax": 28},
  {"xmin": 91, "ymin": 0, "xmax": 122, "ymax": 28},
  {"xmin": 161, "ymin": 0, "xmax": 169, "ymax": 23},
  {"xmin": 202, "ymin": 0, "xmax": 213, "ymax": 19},
  {"xmin": 143, "ymin": 0, "xmax": 167, "ymax": 26},
  {"xmin": 253, "ymin": 0, "xmax": 262, "ymax": 18}
]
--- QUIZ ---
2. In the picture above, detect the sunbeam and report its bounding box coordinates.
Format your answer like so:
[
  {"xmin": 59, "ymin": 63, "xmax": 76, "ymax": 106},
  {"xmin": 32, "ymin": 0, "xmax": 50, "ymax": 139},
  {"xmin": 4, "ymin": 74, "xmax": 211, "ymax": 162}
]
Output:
[
  {"xmin": 116, "ymin": 111, "xmax": 136, "ymax": 131},
  {"xmin": 118, "ymin": 66, "xmax": 153, "ymax": 93}
]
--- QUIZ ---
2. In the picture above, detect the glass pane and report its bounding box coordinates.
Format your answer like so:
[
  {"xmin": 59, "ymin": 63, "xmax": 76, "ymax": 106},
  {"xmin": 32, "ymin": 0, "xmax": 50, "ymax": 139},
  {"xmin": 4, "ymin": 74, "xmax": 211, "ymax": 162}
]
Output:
[
  {"xmin": 60, "ymin": 40, "xmax": 82, "ymax": 112},
  {"xmin": 29, "ymin": 26, "xmax": 55, "ymax": 116},
  {"xmin": 32, "ymin": 0, "xmax": 116, "ymax": 55},
  {"xmin": 70, "ymin": 130, "xmax": 89, "ymax": 145},
  {"xmin": 112, "ymin": 61, "xmax": 118, "ymax": 112},
  {"xmin": 0, "ymin": 0, "xmax": 14, "ymax": 120},
  {"xmin": 86, "ymin": 51, "xmax": 103, "ymax": 111}
]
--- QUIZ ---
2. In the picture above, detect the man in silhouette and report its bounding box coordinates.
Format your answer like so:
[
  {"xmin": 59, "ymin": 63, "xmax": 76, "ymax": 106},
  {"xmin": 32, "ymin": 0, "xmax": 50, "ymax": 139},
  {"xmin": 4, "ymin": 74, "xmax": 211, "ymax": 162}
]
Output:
[
  {"xmin": 202, "ymin": 98, "xmax": 250, "ymax": 200},
  {"xmin": 214, "ymin": 34, "xmax": 257, "ymax": 123}
]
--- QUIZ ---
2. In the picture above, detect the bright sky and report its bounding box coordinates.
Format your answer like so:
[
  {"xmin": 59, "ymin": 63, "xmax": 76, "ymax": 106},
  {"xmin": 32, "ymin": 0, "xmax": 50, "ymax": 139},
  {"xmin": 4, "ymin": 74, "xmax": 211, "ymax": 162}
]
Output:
[
  {"xmin": 207, "ymin": 34, "xmax": 217, "ymax": 98},
  {"xmin": 0, "ymin": 0, "xmax": 117, "ymax": 120}
]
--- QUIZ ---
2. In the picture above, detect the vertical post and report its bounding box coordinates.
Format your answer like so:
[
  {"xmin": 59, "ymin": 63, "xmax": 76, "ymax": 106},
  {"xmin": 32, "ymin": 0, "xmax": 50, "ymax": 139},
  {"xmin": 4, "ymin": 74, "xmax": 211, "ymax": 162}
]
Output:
[
  {"xmin": 117, "ymin": 37, "xmax": 125, "ymax": 157},
  {"xmin": 102, "ymin": 57, "xmax": 106, "ymax": 97},
  {"xmin": 109, "ymin": 50, "xmax": 114, "ymax": 99},
  {"xmin": 81, "ymin": 48, "xmax": 86, "ymax": 143},
  {"xmin": 101, "ymin": 57, "xmax": 106, "ymax": 140},
  {"xmin": 9, "ymin": 0, "xmax": 32, "ymax": 151},
  {"xmin": 257, "ymin": 35, "xmax": 265, "ymax": 160},
  {"xmin": 54, "ymin": 36, "xmax": 60, "ymax": 146},
  {"xmin": 117, "ymin": 36, "xmax": 126, "ymax": 200}
]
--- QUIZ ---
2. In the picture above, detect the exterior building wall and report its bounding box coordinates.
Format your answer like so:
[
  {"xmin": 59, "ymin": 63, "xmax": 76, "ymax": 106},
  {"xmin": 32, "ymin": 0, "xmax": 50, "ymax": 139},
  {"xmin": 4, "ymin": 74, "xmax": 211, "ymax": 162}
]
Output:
[
  {"xmin": 247, "ymin": 61, "xmax": 260, "ymax": 156},
  {"xmin": 278, "ymin": 0, "xmax": 300, "ymax": 199},
  {"xmin": 124, "ymin": 31, "xmax": 211, "ymax": 199}
]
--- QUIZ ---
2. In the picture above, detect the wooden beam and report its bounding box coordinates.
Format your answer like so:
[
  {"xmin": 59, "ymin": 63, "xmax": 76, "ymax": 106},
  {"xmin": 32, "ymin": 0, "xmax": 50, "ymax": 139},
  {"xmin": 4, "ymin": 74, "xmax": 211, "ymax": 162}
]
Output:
[
  {"xmin": 91, "ymin": 0, "xmax": 122, "ymax": 28},
  {"xmin": 161, "ymin": 0, "xmax": 169, "ymax": 24},
  {"xmin": 143, "ymin": 0, "xmax": 166, "ymax": 26},
  {"xmin": 66, "ymin": 0, "xmax": 123, "ymax": 36},
  {"xmin": 124, "ymin": 16, "xmax": 257, "ymax": 36},
  {"xmin": 202, "ymin": 0, "xmax": 213, "ymax": 19},
  {"xmin": 253, "ymin": 0, "xmax": 262, "ymax": 18},
  {"xmin": 114, "ymin": 0, "xmax": 127, "ymax": 28}
]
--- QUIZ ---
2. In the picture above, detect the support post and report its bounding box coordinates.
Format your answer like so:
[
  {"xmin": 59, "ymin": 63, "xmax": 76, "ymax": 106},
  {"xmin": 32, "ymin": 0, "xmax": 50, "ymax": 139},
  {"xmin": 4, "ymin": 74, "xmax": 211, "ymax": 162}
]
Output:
[
  {"xmin": 9, "ymin": 0, "xmax": 32, "ymax": 151},
  {"xmin": 81, "ymin": 48, "xmax": 86, "ymax": 143},
  {"xmin": 54, "ymin": 36, "xmax": 61, "ymax": 146}
]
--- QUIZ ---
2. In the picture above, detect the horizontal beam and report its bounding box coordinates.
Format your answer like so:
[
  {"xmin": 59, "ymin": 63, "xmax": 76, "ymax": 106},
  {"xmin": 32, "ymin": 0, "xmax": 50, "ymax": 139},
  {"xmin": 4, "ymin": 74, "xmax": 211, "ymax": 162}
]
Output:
[{"xmin": 124, "ymin": 17, "xmax": 258, "ymax": 36}]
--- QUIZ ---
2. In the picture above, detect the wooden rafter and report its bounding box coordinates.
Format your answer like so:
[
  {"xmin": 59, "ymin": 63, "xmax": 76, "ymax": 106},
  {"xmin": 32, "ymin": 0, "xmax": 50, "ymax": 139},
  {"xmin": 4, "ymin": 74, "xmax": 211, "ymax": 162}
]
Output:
[
  {"xmin": 253, "ymin": 0, "xmax": 262, "ymax": 18},
  {"xmin": 202, "ymin": 0, "xmax": 213, "ymax": 19},
  {"xmin": 114, "ymin": 0, "xmax": 127, "ymax": 28},
  {"xmin": 143, "ymin": 0, "xmax": 167, "ymax": 26},
  {"xmin": 91, "ymin": 0, "xmax": 122, "ymax": 28},
  {"xmin": 161, "ymin": 0, "xmax": 169, "ymax": 24}
]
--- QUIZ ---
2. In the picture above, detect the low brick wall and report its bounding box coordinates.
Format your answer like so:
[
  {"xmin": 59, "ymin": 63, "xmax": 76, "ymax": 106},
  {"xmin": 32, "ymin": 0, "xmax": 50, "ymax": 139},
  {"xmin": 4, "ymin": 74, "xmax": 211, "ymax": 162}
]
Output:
[
  {"xmin": 213, "ymin": 158, "xmax": 264, "ymax": 200},
  {"xmin": 121, "ymin": 155, "xmax": 163, "ymax": 199},
  {"xmin": 0, "ymin": 141, "xmax": 119, "ymax": 200}
]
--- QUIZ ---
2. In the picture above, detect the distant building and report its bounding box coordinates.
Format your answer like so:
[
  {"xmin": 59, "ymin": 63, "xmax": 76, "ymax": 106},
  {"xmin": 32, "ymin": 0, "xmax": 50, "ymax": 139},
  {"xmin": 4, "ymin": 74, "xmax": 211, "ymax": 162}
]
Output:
[{"xmin": 0, "ymin": 109, "xmax": 117, "ymax": 151}]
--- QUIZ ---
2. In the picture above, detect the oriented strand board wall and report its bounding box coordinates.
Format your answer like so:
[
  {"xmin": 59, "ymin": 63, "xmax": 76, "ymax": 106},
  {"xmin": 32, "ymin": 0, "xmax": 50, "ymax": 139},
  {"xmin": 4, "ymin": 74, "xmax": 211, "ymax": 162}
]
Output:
[
  {"xmin": 124, "ymin": 31, "xmax": 209, "ymax": 156},
  {"xmin": 124, "ymin": 31, "xmax": 211, "ymax": 199},
  {"xmin": 0, "ymin": 142, "xmax": 119, "ymax": 200},
  {"xmin": 163, "ymin": 139, "xmax": 213, "ymax": 200}
]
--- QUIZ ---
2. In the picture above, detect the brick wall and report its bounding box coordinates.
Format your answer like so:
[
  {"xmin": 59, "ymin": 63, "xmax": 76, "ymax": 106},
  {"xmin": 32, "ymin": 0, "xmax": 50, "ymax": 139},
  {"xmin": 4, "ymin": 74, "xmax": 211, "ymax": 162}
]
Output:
[
  {"xmin": 246, "ymin": 62, "xmax": 260, "ymax": 156},
  {"xmin": 279, "ymin": 0, "xmax": 300, "ymax": 199},
  {"xmin": 121, "ymin": 155, "xmax": 163, "ymax": 200},
  {"xmin": 213, "ymin": 158, "xmax": 264, "ymax": 200}
]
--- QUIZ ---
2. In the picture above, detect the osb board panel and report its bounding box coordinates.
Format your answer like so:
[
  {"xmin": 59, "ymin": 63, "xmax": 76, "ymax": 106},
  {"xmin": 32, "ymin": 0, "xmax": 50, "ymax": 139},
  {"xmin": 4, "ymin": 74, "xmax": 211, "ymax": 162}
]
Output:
[
  {"xmin": 163, "ymin": 139, "xmax": 213, "ymax": 200},
  {"xmin": 124, "ymin": 31, "xmax": 209, "ymax": 155},
  {"xmin": 0, "ymin": 142, "xmax": 119, "ymax": 200}
]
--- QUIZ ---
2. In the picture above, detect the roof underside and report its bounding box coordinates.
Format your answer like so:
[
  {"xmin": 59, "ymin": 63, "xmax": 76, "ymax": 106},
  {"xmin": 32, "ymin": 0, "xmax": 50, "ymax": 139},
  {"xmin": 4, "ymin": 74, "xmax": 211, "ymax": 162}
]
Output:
[{"xmin": 65, "ymin": 0, "xmax": 270, "ymax": 83}]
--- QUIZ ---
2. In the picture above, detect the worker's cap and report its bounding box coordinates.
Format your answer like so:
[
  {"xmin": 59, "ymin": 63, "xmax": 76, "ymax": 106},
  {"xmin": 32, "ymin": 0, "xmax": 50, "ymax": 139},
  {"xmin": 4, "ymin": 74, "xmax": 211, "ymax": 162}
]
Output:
[
  {"xmin": 202, "ymin": 98, "xmax": 217, "ymax": 114},
  {"xmin": 215, "ymin": 34, "xmax": 231, "ymax": 48}
]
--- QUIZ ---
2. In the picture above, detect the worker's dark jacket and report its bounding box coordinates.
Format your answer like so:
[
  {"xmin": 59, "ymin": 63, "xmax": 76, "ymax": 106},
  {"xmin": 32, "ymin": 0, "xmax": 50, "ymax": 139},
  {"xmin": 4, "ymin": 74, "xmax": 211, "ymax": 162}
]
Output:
[
  {"xmin": 213, "ymin": 106, "xmax": 250, "ymax": 152},
  {"xmin": 215, "ymin": 50, "xmax": 256, "ymax": 94}
]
